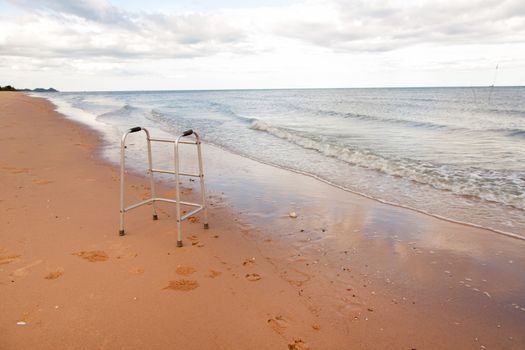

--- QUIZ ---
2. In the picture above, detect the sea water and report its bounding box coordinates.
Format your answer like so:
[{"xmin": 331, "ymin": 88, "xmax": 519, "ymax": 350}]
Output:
[{"xmin": 37, "ymin": 87, "xmax": 525, "ymax": 238}]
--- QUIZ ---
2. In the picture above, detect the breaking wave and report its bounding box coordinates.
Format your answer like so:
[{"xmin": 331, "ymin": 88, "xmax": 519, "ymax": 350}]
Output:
[{"xmin": 250, "ymin": 120, "xmax": 525, "ymax": 210}]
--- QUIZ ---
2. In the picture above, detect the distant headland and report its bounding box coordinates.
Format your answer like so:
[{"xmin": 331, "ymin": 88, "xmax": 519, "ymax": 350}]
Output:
[{"xmin": 0, "ymin": 85, "xmax": 58, "ymax": 92}]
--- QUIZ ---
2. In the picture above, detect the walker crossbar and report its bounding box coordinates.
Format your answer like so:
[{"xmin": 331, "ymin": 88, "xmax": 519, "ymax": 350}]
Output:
[{"xmin": 119, "ymin": 127, "xmax": 209, "ymax": 247}]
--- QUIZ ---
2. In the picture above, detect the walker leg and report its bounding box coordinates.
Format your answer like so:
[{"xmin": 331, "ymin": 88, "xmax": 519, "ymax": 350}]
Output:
[
  {"xmin": 146, "ymin": 136, "xmax": 158, "ymax": 221},
  {"xmin": 119, "ymin": 133, "xmax": 126, "ymax": 236},
  {"xmin": 174, "ymin": 140, "xmax": 183, "ymax": 247},
  {"xmin": 196, "ymin": 139, "xmax": 209, "ymax": 230}
]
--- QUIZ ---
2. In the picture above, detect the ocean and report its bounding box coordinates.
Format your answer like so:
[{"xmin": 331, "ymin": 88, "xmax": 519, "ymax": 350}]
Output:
[{"xmin": 37, "ymin": 87, "xmax": 525, "ymax": 238}]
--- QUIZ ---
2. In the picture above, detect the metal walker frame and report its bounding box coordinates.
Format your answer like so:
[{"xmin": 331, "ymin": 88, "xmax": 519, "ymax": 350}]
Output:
[{"xmin": 119, "ymin": 126, "xmax": 208, "ymax": 247}]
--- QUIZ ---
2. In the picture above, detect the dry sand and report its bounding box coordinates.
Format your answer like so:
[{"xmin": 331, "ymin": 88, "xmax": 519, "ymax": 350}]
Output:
[{"xmin": 1, "ymin": 92, "xmax": 524, "ymax": 349}]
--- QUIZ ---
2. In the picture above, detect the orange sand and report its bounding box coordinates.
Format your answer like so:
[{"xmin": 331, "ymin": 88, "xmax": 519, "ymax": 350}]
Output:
[
  {"xmin": 44, "ymin": 270, "xmax": 64, "ymax": 280},
  {"xmin": 72, "ymin": 250, "xmax": 109, "ymax": 262},
  {"xmin": 163, "ymin": 279, "xmax": 200, "ymax": 291},
  {"xmin": 175, "ymin": 266, "xmax": 196, "ymax": 276}
]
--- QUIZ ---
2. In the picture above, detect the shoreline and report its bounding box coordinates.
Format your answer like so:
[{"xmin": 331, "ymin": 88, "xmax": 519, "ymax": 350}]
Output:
[
  {"xmin": 201, "ymin": 140, "xmax": 524, "ymax": 242},
  {"xmin": 37, "ymin": 90, "xmax": 525, "ymax": 240},
  {"xmin": 2, "ymin": 92, "xmax": 525, "ymax": 349}
]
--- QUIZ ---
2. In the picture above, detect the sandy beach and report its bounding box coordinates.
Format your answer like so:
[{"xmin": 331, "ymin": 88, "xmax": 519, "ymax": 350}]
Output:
[{"xmin": 1, "ymin": 92, "xmax": 525, "ymax": 349}]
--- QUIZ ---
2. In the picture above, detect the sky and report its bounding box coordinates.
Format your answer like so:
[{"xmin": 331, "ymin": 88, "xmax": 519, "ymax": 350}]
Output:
[{"xmin": 0, "ymin": 0, "xmax": 524, "ymax": 91}]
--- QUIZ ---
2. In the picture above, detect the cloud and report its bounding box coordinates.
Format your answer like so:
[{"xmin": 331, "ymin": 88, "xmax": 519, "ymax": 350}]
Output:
[
  {"xmin": 275, "ymin": 0, "xmax": 525, "ymax": 52},
  {"xmin": 1, "ymin": 0, "xmax": 524, "ymax": 90},
  {"xmin": 2, "ymin": 0, "xmax": 524, "ymax": 64},
  {"xmin": 1, "ymin": 0, "xmax": 249, "ymax": 61},
  {"xmin": 8, "ymin": 0, "xmax": 131, "ymax": 25}
]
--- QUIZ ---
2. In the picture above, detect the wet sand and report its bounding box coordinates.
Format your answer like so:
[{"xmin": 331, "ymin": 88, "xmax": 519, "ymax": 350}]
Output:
[{"xmin": 1, "ymin": 92, "xmax": 524, "ymax": 349}]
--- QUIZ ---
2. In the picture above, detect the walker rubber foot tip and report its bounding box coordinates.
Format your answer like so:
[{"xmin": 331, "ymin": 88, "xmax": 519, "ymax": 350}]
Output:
[
  {"xmin": 177, "ymin": 241, "xmax": 183, "ymax": 248},
  {"xmin": 204, "ymin": 223, "xmax": 209, "ymax": 229},
  {"xmin": 119, "ymin": 230, "xmax": 125, "ymax": 236},
  {"xmin": 153, "ymin": 214, "xmax": 158, "ymax": 220}
]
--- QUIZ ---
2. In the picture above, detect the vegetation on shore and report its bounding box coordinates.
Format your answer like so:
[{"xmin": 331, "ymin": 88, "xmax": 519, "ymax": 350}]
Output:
[
  {"xmin": 1, "ymin": 84, "xmax": 58, "ymax": 92},
  {"xmin": 0, "ymin": 85, "xmax": 16, "ymax": 91}
]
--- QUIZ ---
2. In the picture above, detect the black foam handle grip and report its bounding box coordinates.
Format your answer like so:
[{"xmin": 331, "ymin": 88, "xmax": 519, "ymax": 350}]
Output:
[
  {"xmin": 182, "ymin": 129, "xmax": 193, "ymax": 137},
  {"xmin": 129, "ymin": 127, "xmax": 142, "ymax": 133}
]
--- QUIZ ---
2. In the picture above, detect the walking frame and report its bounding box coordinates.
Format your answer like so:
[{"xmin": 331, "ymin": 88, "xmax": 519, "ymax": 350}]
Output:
[{"xmin": 119, "ymin": 126, "xmax": 208, "ymax": 247}]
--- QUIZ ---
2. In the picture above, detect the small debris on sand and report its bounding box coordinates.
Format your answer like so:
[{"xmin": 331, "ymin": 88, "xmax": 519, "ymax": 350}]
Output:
[
  {"xmin": 176, "ymin": 266, "xmax": 196, "ymax": 276},
  {"xmin": 288, "ymin": 212, "xmax": 298, "ymax": 218},
  {"xmin": 163, "ymin": 279, "xmax": 199, "ymax": 291},
  {"xmin": 207, "ymin": 270, "xmax": 222, "ymax": 278},
  {"xmin": 267, "ymin": 315, "xmax": 287, "ymax": 334},
  {"xmin": 129, "ymin": 267, "xmax": 144, "ymax": 275},
  {"xmin": 72, "ymin": 250, "xmax": 108, "ymax": 262},
  {"xmin": 44, "ymin": 270, "xmax": 63, "ymax": 280},
  {"xmin": 245, "ymin": 273, "xmax": 262, "ymax": 281},
  {"xmin": 188, "ymin": 216, "xmax": 200, "ymax": 223},
  {"xmin": 312, "ymin": 324, "xmax": 320, "ymax": 330},
  {"xmin": 33, "ymin": 179, "xmax": 53, "ymax": 185},
  {"xmin": 3, "ymin": 166, "xmax": 32, "ymax": 174},
  {"xmin": 288, "ymin": 339, "xmax": 310, "ymax": 350},
  {"xmin": 243, "ymin": 257, "xmax": 256, "ymax": 266},
  {"xmin": 0, "ymin": 255, "xmax": 21, "ymax": 265}
]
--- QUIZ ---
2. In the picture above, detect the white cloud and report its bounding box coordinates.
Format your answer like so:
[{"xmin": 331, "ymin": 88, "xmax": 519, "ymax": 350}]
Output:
[
  {"xmin": 1, "ymin": 0, "xmax": 524, "ymax": 90},
  {"xmin": 2, "ymin": 1, "xmax": 249, "ymax": 60},
  {"xmin": 9, "ymin": 0, "xmax": 131, "ymax": 25},
  {"xmin": 276, "ymin": 0, "xmax": 525, "ymax": 51}
]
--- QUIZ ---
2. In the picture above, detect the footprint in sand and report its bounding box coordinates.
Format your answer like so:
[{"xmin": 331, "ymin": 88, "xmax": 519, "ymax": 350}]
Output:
[
  {"xmin": 188, "ymin": 216, "xmax": 199, "ymax": 224},
  {"xmin": 281, "ymin": 269, "xmax": 311, "ymax": 287},
  {"xmin": 74, "ymin": 143, "xmax": 95, "ymax": 151},
  {"xmin": 187, "ymin": 235, "xmax": 200, "ymax": 246},
  {"xmin": 206, "ymin": 270, "xmax": 222, "ymax": 278},
  {"xmin": 72, "ymin": 250, "xmax": 108, "ymax": 262},
  {"xmin": 288, "ymin": 339, "xmax": 310, "ymax": 350},
  {"xmin": 163, "ymin": 189, "xmax": 192, "ymax": 197},
  {"xmin": 186, "ymin": 235, "xmax": 205, "ymax": 247},
  {"xmin": 17, "ymin": 306, "xmax": 42, "ymax": 325},
  {"xmin": 0, "ymin": 254, "xmax": 21, "ymax": 265},
  {"xmin": 2, "ymin": 167, "xmax": 32, "ymax": 174},
  {"xmin": 176, "ymin": 266, "xmax": 196, "ymax": 276},
  {"xmin": 245, "ymin": 273, "xmax": 262, "ymax": 282},
  {"xmin": 32, "ymin": 179, "xmax": 54, "ymax": 185},
  {"xmin": 11, "ymin": 260, "xmax": 43, "ymax": 277},
  {"xmin": 44, "ymin": 269, "xmax": 64, "ymax": 280},
  {"xmin": 163, "ymin": 279, "xmax": 199, "ymax": 291},
  {"xmin": 108, "ymin": 242, "xmax": 137, "ymax": 259},
  {"xmin": 242, "ymin": 258, "xmax": 256, "ymax": 267},
  {"xmin": 267, "ymin": 315, "xmax": 288, "ymax": 334}
]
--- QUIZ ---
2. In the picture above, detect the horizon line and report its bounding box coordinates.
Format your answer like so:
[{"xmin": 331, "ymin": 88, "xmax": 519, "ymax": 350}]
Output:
[{"xmin": 45, "ymin": 84, "xmax": 525, "ymax": 93}]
